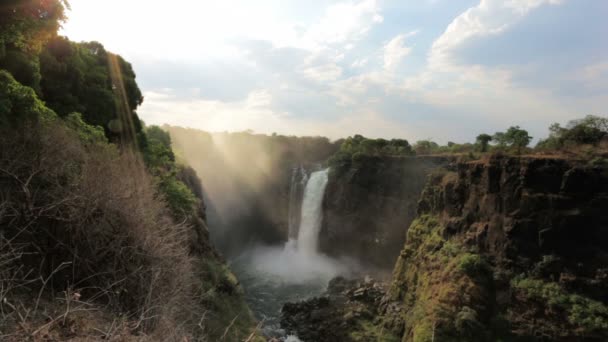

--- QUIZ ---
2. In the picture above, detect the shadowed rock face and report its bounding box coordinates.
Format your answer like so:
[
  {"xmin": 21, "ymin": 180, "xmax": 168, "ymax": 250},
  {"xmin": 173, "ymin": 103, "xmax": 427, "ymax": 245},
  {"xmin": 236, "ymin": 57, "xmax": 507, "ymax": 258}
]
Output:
[
  {"xmin": 283, "ymin": 154, "xmax": 608, "ymax": 341},
  {"xmin": 281, "ymin": 277, "xmax": 395, "ymax": 342},
  {"xmin": 320, "ymin": 155, "xmax": 451, "ymax": 269},
  {"xmin": 417, "ymin": 156, "xmax": 608, "ymax": 275},
  {"xmin": 388, "ymin": 155, "xmax": 608, "ymax": 341}
]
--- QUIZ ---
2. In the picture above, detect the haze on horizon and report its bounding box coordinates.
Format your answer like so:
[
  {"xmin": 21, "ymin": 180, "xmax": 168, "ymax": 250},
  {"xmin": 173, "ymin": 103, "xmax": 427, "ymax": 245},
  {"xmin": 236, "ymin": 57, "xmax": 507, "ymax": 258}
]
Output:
[{"xmin": 61, "ymin": 0, "xmax": 607, "ymax": 143}]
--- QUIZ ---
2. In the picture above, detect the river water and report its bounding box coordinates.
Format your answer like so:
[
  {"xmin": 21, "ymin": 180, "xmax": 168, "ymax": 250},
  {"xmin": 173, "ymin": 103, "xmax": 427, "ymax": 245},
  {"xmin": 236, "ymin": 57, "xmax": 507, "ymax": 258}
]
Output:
[{"xmin": 231, "ymin": 168, "xmax": 352, "ymax": 339}]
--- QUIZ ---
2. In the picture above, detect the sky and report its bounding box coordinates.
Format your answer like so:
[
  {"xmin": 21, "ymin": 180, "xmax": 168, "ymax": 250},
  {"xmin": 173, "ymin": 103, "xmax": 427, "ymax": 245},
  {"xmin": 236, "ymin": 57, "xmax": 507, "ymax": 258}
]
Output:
[{"xmin": 61, "ymin": 0, "xmax": 608, "ymax": 143}]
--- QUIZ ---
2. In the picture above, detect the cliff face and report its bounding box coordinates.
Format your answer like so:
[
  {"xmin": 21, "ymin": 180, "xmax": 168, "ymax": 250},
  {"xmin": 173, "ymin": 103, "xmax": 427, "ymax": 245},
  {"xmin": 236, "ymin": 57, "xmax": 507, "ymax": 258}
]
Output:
[
  {"xmin": 320, "ymin": 156, "xmax": 450, "ymax": 268},
  {"xmin": 388, "ymin": 155, "xmax": 608, "ymax": 341}
]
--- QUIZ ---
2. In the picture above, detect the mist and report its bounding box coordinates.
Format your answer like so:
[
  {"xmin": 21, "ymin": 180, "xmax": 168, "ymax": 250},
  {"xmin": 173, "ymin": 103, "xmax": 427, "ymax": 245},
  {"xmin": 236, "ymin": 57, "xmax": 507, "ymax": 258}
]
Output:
[{"xmin": 165, "ymin": 125, "xmax": 339, "ymax": 255}]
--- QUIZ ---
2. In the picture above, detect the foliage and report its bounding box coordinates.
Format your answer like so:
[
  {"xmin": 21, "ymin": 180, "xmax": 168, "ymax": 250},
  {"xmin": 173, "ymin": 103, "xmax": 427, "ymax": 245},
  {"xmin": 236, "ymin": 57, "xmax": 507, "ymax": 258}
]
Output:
[
  {"xmin": 329, "ymin": 134, "xmax": 413, "ymax": 172},
  {"xmin": 349, "ymin": 319, "xmax": 401, "ymax": 342},
  {"xmin": 341, "ymin": 135, "xmax": 414, "ymax": 156},
  {"xmin": 476, "ymin": 134, "xmax": 492, "ymax": 152},
  {"xmin": 144, "ymin": 125, "xmax": 176, "ymax": 173},
  {"xmin": 39, "ymin": 36, "xmax": 144, "ymax": 141},
  {"xmin": 63, "ymin": 111, "xmax": 107, "ymax": 145},
  {"xmin": 0, "ymin": 0, "xmax": 68, "ymax": 90},
  {"xmin": 0, "ymin": 69, "xmax": 55, "ymax": 126},
  {"xmin": 512, "ymin": 277, "xmax": 608, "ymax": 333},
  {"xmin": 492, "ymin": 126, "xmax": 532, "ymax": 154},
  {"xmin": 537, "ymin": 115, "xmax": 608, "ymax": 149},
  {"xmin": 0, "ymin": 6, "xmax": 262, "ymax": 340},
  {"xmin": 413, "ymin": 140, "xmax": 439, "ymax": 155},
  {"xmin": 390, "ymin": 215, "xmax": 495, "ymax": 341},
  {"xmin": 142, "ymin": 125, "xmax": 201, "ymax": 221},
  {"xmin": 457, "ymin": 253, "xmax": 491, "ymax": 278},
  {"xmin": 159, "ymin": 176, "xmax": 198, "ymax": 219},
  {"xmin": 0, "ymin": 0, "xmax": 69, "ymax": 53}
]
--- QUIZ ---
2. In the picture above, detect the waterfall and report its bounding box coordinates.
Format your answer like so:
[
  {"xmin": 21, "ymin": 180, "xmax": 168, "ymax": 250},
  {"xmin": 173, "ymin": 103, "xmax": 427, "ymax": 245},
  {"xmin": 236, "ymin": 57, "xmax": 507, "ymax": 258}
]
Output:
[
  {"xmin": 287, "ymin": 166, "xmax": 308, "ymax": 240},
  {"xmin": 295, "ymin": 168, "xmax": 329, "ymax": 254}
]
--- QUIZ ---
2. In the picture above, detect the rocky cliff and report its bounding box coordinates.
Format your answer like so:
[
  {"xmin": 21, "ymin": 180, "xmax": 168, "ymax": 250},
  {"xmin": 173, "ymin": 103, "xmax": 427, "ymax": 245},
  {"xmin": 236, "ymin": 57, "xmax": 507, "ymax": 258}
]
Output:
[
  {"xmin": 320, "ymin": 155, "xmax": 450, "ymax": 268},
  {"xmin": 387, "ymin": 154, "xmax": 608, "ymax": 341}
]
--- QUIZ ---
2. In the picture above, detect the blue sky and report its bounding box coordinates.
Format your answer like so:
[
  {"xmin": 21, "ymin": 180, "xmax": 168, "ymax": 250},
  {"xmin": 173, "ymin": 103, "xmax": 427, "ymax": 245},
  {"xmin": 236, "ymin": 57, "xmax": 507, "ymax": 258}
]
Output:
[{"xmin": 62, "ymin": 0, "xmax": 607, "ymax": 143}]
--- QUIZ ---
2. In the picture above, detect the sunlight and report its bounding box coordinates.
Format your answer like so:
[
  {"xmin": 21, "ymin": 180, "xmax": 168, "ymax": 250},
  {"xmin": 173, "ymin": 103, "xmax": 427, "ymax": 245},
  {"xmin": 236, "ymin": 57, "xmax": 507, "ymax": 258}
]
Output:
[{"xmin": 61, "ymin": 0, "xmax": 297, "ymax": 61}]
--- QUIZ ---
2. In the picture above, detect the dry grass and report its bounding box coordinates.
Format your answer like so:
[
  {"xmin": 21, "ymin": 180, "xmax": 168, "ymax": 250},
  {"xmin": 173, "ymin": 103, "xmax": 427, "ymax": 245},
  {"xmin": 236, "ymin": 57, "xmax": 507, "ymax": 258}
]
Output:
[{"xmin": 0, "ymin": 121, "xmax": 246, "ymax": 341}]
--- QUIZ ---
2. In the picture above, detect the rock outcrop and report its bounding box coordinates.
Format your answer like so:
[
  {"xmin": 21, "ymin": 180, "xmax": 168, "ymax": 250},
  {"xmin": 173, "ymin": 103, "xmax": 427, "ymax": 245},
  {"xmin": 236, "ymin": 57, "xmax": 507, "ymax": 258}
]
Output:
[
  {"xmin": 388, "ymin": 155, "xmax": 608, "ymax": 341},
  {"xmin": 281, "ymin": 277, "xmax": 398, "ymax": 342},
  {"xmin": 320, "ymin": 155, "xmax": 451, "ymax": 268}
]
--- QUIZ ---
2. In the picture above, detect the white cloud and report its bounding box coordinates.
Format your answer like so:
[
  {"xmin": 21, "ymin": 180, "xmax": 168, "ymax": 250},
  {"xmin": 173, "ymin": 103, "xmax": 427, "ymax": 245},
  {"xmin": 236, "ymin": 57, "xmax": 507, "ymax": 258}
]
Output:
[
  {"xmin": 351, "ymin": 58, "xmax": 369, "ymax": 68},
  {"xmin": 302, "ymin": 0, "xmax": 383, "ymax": 49},
  {"xmin": 573, "ymin": 60, "xmax": 608, "ymax": 89},
  {"xmin": 301, "ymin": 63, "xmax": 344, "ymax": 82},
  {"xmin": 429, "ymin": 0, "xmax": 563, "ymax": 70},
  {"xmin": 383, "ymin": 31, "xmax": 418, "ymax": 70}
]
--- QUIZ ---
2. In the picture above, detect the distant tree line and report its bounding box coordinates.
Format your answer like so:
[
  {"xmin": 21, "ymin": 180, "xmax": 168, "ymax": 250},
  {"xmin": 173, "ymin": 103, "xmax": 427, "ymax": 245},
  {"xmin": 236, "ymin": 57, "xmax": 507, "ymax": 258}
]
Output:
[{"xmin": 349, "ymin": 115, "xmax": 606, "ymax": 158}]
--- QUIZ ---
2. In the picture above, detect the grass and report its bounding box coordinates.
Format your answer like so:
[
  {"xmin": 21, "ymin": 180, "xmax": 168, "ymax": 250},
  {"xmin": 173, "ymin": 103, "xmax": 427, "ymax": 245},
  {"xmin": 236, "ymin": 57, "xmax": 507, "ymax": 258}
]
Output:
[
  {"xmin": 512, "ymin": 277, "xmax": 608, "ymax": 333},
  {"xmin": 388, "ymin": 215, "xmax": 495, "ymax": 341}
]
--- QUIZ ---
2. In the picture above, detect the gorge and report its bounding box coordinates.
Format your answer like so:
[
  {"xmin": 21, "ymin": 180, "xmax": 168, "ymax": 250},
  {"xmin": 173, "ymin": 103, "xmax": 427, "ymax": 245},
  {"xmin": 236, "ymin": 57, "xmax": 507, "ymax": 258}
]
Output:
[
  {"xmin": 231, "ymin": 167, "xmax": 352, "ymax": 338},
  {"xmin": 165, "ymin": 126, "xmax": 608, "ymax": 341},
  {"xmin": 2, "ymin": 3, "xmax": 608, "ymax": 340}
]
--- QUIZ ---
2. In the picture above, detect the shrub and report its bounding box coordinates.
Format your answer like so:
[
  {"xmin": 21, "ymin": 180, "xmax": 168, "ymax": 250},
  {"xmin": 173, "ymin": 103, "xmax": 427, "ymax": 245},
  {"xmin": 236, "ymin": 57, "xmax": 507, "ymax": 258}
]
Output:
[
  {"xmin": 512, "ymin": 277, "xmax": 608, "ymax": 333},
  {"xmin": 457, "ymin": 253, "xmax": 491, "ymax": 278},
  {"xmin": 0, "ymin": 91, "xmax": 257, "ymax": 340}
]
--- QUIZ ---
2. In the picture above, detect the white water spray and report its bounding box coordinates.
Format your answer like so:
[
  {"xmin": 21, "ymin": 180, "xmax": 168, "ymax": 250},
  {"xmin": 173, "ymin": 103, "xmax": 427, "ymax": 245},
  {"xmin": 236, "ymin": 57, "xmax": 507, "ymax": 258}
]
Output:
[
  {"xmin": 239, "ymin": 167, "xmax": 346, "ymax": 284},
  {"xmin": 295, "ymin": 168, "xmax": 329, "ymax": 254}
]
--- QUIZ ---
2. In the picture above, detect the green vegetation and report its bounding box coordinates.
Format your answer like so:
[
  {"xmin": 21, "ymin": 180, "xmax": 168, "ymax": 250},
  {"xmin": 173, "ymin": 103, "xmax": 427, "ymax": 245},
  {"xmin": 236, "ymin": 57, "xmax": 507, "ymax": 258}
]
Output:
[
  {"xmin": 389, "ymin": 214, "xmax": 495, "ymax": 342},
  {"xmin": 457, "ymin": 253, "xmax": 491, "ymax": 279},
  {"xmin": 329, "ymin": 134, "xmax": 413, "ymax": 172},
  {"xmin": 350, "ymin": 319, "xmax": 401, "ymax": 342},
  {"xmin": 0, "ymin": 69, "xmax": 55, "ymax": 125},
  {"xmin": 331, "ymin": 117, "xmax": 606, "ymax": 160},
  {"xmin": 537, "ymin": 115, "xmax": 608, "ymax": 150},
  {"xmin": 512, "ymin": 277, "xmax": 608, "ymax": 334},
  {"xmin": 1, "ymin": 1, "xmax": 143, "ymax": 144},
  {"xmin": 492, "ymin": 126, "xmax": 533, "ymax": 154},
  {"xmin": 476, "ymin": 134, "xmax": 493, "ymax": 152},
  {"xmin": 0, "ymin": 1, "xmax": 260, "ymax": 340}
]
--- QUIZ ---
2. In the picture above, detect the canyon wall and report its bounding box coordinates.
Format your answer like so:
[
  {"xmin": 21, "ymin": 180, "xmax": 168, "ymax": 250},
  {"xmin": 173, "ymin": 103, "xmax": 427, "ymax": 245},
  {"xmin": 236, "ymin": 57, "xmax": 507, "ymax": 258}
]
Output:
[
  {"xmin": 386, "ymin": 155, "xmax": 608, "ymax": 341},
  {"xmin": 320, "ymin": 155, "xmax": 450, "ymax": 269}
]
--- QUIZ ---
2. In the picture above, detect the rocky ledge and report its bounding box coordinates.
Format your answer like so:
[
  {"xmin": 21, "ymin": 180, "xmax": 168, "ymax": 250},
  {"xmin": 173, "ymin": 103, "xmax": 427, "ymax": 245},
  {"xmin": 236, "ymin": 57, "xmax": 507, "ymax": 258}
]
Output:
[{"xmin": 280, "ymin": 277, "xmax": 400, "ymax": 342}]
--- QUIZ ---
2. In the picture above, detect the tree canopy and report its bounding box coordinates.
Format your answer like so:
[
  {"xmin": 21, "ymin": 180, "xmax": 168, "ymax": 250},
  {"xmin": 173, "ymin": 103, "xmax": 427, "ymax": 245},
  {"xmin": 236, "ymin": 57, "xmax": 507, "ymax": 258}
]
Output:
[
  {"xmin": 39, "ymin": 36, "xmax": 144, "ymax": 140},
  {"xmin": 492, "ymin": 126, "xmax": 533, "ymax": 154},
  {"xmin": 537, "ymin": 115, "xmax": 607, "ymax": 149}
]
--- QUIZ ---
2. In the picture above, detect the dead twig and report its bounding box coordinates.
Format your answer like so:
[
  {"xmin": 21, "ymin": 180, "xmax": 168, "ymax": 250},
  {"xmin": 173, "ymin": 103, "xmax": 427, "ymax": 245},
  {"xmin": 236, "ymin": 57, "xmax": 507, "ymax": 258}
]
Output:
[{"xmin": 221, "ymin": 314, "xmax": 239, "ymax": 341}]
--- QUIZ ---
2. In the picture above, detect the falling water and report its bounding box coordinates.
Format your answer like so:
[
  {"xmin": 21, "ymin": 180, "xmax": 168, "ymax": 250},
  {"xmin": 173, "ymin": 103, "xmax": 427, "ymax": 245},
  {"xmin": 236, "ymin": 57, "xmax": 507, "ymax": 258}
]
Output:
[
  {"xmin": 231, "ymin": 167, "xmax": 349, "ymax": 339},
  {"xmin": 287, "ymin": 166, "xmax": 308, "ymax": 241},
  {"xmin": 296, "ymin": 168, "xmax": 329, "ymax": 254}
]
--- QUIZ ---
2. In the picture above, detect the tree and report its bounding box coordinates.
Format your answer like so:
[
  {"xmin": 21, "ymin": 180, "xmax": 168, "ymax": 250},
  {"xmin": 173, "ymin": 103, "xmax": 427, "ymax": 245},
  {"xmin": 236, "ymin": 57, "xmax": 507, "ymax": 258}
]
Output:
[
  {"xmin": 0, "ymin": 0, "xmax": 69, "ymax": 90},
  {"xmin": 0, "ymin": 0, "xmax": 69, "ymax": 53},
  {"xmin": 492, "ymin": 126, "xmax": 532, "ymax": 154},
  {"xmin": 475, "ymin": 134, "xmax": 492, "ymax": 152},
  {"xmin": 39, "ymin": 37, "xmax": 144, "ymax": 142},
  {"xmin": 537, "ymin": 115, "xmax": 607, "ymax": 150},
  {"xmin": 562, "ymin": 115, "xmax": 607, "ymax": 145},
  {"xmin": 0, "ymin": 70, "xmax": 56, "ymax": 126},
  {"xmin": 414, "ymin": 140, "xmax": 439, "ymax": 155},
  {"xmin": 505, "ymin": 126, "xmax": 532, "ymax": 154}
]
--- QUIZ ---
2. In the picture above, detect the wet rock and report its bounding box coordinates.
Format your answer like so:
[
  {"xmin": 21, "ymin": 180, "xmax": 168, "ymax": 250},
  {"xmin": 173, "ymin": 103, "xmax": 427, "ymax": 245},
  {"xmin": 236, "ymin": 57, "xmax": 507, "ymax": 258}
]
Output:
[{"xmin": 280, "ymin": 277, "xmax": 398, "ymax": 342}]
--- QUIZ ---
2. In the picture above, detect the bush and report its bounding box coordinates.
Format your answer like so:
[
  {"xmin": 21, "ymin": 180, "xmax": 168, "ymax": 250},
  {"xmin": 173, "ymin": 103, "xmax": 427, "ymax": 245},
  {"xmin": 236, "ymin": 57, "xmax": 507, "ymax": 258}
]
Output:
[
  {"xmin": 512, "ymin": 277, "xmax": 608, "ymax": 333},
  {"xmin": 458, "ymin": 253, "xmax": 491, "ymax": 278},
  {"xmin": 0, "ymin": 82, "xmax": 257, "ymax": 340}
]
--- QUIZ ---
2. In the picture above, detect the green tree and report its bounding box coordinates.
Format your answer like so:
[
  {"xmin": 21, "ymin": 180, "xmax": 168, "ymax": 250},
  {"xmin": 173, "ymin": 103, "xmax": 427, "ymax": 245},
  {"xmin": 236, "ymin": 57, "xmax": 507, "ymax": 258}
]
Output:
[
  {"xmin": 0, "ymin": 0, "xmax": 69, "ymax": 90},
  {"xmin": 39, "ymin": 37, "xmax": 144, "ymax": 141},
  {"xmin": 493, "ymin": 126, "xmax": 532, "ymax": 154},
  {"xmin": 414, "ymin": 140, "xmax": 439, "ymax": 155},
  {"xmin": 475, "ymin": 134, "xmax": 492, "ymax": 152},
  {"xmin": 505, "ymin": 126, "xmax": 532, "ymax": 154},
  {"xmin": 0, "ymin": 70, "xmax": 56, "ymax": 126}
]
